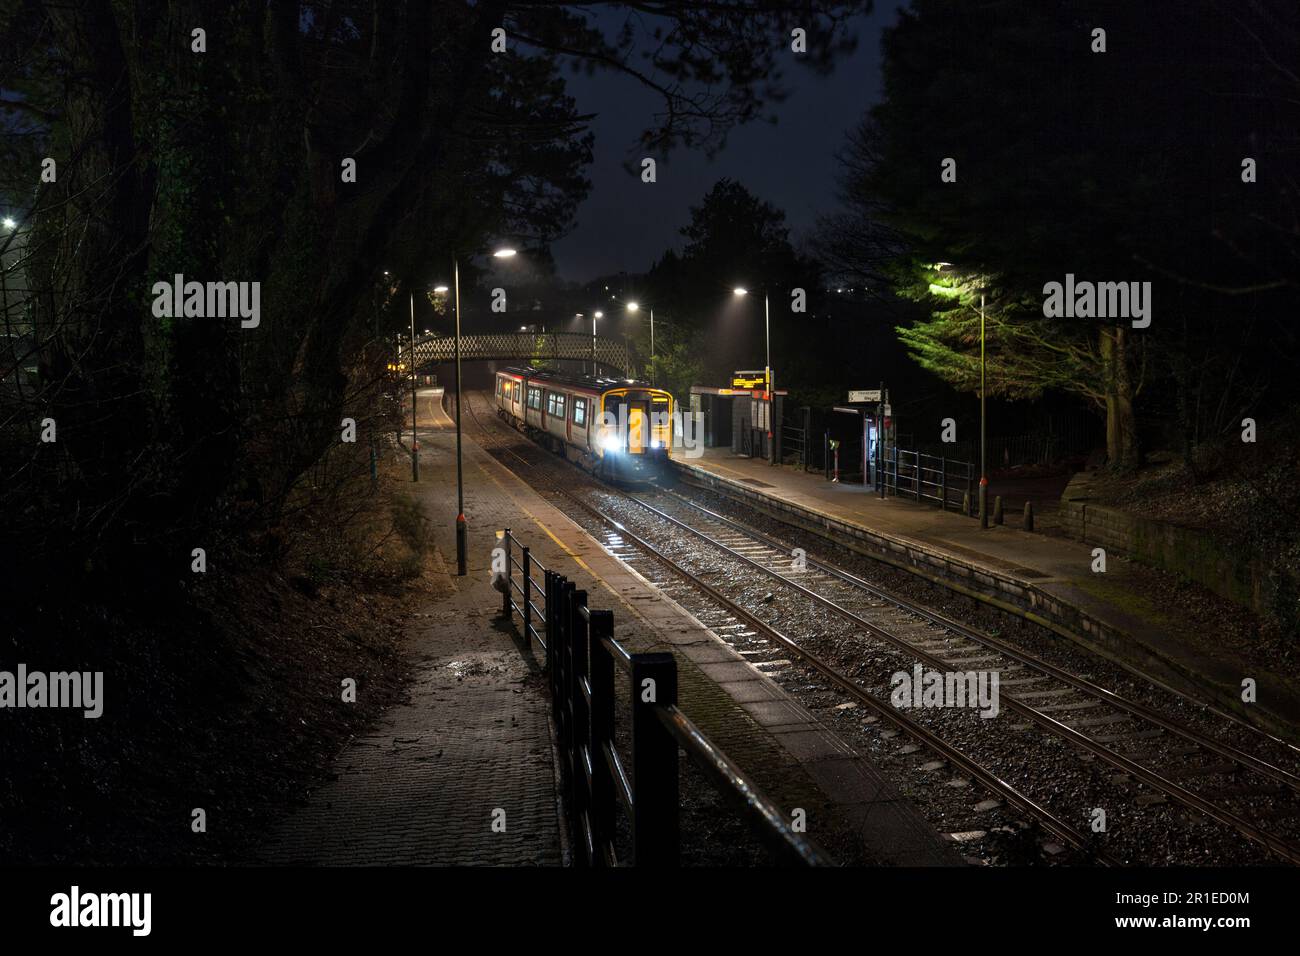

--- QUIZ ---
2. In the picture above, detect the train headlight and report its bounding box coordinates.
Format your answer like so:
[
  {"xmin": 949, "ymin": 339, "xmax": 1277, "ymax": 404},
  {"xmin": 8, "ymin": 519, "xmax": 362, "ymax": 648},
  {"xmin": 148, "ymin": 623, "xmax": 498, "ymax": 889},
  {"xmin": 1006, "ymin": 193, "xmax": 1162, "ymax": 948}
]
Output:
[
  {"xmin": 601, "ymin": 436, "xmax": 622, "ymax": 453},
  {"xmin": 650, "ymin": 440, "xmax": 662, "ymax": 449}
]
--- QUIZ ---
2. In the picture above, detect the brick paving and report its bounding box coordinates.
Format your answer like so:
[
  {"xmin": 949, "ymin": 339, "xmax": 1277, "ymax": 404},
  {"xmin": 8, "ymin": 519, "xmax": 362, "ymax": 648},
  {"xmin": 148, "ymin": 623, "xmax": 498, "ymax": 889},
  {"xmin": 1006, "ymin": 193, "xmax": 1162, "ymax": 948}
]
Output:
[{"xmin": 265, "ymin": 394, "xmax": 562, "ymax": 865}]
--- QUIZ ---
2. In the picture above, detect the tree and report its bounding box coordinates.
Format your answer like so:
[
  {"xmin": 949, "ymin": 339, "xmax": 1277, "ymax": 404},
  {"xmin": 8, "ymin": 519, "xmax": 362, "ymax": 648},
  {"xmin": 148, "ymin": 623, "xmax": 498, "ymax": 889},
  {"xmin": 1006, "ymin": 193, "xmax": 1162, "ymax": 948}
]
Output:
[
  {"xmin": 0, "ymin": 0, "xmax": 875, "ymax": 592},
  {"xmin": 823, "ymin": 0, "xmax": 1300, "ymax": 471},
  {"xmin": 645, "ymin": 178, "xmax": 821, "ymax": 384}
]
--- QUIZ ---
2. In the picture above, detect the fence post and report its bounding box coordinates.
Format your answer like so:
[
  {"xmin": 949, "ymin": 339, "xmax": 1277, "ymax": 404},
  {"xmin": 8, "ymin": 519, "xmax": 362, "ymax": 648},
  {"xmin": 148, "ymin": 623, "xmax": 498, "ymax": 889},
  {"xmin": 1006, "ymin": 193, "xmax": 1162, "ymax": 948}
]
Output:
[
  {"xmin": 588, "ymin": 610, "xmax": 616, "ymax": 866},
  {"xmin": 630, "ymin": 652, "xmax": 680, "ymax": 866},
  {"xmin": 824, "ymin": 430, "xmax": 830, "ymax": 481},
  {"xmin": 940, "ymin": 457, "xmax": 947, "ymax": 511},
  {"xmin": 522, "ymin": 547, "xmax": 532, "ymax": 648},
  {"xmin": 966, "ymin": 469, "xmax": 973, "ymax": 516},
  {"xmin": 559, "ymin": 579, "xmax": 577, "ymax": 816},
  {"xmin": 502, "ymin": 530, "xmax": 512, "ymax": 617},
  {"xmin": 569, "ymin": 588, "xmax": 590, "ymax": 866},
  {"xmin": 545, "ymin": 571, "xmax": 557, "ymax": 707}
]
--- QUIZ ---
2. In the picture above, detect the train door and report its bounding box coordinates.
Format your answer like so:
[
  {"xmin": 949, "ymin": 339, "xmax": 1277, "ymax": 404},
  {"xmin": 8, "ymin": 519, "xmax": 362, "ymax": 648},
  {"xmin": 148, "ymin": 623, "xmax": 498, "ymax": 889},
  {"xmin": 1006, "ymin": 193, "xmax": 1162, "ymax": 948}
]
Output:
[{"xmin": 628, "ymin": 401, "xmax": 646, "ymax": 454}]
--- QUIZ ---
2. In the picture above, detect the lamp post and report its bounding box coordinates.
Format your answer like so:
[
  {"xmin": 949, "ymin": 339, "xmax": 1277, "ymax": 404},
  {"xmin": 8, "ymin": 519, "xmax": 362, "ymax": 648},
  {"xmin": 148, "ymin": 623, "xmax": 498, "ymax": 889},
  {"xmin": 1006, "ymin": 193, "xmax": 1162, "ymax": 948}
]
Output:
[
  {"xmin": 591, "ymin": 310, "xmax": 603, "ymax": 377},
  {"xmin": 979, "ymin": 291, "xmax": 988, "ymax": 529},
  {"xmin": 409, "ymin": 290, "xmax": 419, "ymax": 482},
  {"xmin": 447, "ymin": 246, "xmax": 516, "ymax": 576},
  {"xmin": 626, "ymin": 301, "xmax": 654, "ymax": 384},
  {"xmin": 935, "ymin": 263, "xmax": 988, "ymax": 525},
  {"xmin": 394, "ymin": 331, "xmax": 403, "ymax": 446},
  {"xmin": 733, "ymin": 287, "xmax": 775, "ymax": 465}
]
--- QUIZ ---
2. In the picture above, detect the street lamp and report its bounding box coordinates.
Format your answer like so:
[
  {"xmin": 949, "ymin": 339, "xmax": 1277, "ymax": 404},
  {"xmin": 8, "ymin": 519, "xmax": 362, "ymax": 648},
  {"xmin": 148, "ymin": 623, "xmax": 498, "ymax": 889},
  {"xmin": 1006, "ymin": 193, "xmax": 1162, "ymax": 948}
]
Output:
[
  {"xmin": 591, "ymin": 310, "xmax": 603, "ymax": 376},
  {"xmin": 979, "ymin": 290, "xmax": 988, "ymax": 528},
  {"xmin": 626, "ymin": 301, "xmax": 655, "ymax": 385},
  {"xmin": 733, "ymin": 286, "xmax": 775, "ymax": 464},
  {"xmin": 409, "ymin": 289, "xmax": 420, "ymax": 482},
  {"xmin": 934, "ymin": 263, "xmax": 987, "ymax": 525},
  {"xmin": 445, "ymin": 245, "xmax": 518, "ymax": 576}
]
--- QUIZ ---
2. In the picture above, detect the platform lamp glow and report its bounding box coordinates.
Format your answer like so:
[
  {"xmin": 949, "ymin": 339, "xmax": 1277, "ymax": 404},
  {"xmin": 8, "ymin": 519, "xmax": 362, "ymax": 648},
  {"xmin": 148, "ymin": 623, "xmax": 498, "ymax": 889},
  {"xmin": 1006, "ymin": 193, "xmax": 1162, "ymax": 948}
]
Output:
[
  {"xmin": 443, "ymin": 246, "xmax": 517, "ymax": 576},
  {"xmin": 733, "ymin": 287, "xmax": 775, "ymax": 464},
  {"xmin": 626, "ymin": 301, "xmax": 655, "ymax": 385}
]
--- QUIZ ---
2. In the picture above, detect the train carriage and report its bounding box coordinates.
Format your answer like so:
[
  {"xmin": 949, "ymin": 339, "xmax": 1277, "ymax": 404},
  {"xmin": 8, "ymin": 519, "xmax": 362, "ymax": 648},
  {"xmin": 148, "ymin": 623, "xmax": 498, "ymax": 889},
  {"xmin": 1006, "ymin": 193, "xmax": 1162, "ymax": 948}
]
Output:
[{"xmin": 495, "ymin": 367, "xmax": 672, "ymax": 483}]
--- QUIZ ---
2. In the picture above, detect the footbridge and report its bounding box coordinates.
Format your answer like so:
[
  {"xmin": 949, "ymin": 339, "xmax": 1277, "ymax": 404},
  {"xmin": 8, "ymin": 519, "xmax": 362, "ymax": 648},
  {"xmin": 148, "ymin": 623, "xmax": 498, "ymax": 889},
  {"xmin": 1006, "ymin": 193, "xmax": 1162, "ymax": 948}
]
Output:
[{"xmin": 409, "ymin": 332, "xmax": 630, "ymax": 375}]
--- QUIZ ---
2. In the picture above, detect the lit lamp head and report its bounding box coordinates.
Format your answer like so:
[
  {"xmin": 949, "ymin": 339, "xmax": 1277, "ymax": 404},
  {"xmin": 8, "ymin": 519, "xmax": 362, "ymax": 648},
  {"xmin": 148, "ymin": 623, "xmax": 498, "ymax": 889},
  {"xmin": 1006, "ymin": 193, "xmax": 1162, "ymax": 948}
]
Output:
[
  {"xmin": 626, "ymin": 301, "xmax": 639, "ymax": 313},
  {"xmin": 433, "ymin": 285, "xmax": 449, "ymax": 294},
  {"xmin": 593, "ymin": 311, "xmax": 603, "ymax": 320},
  {"xmin": 733, "ymin": 287, "xmax": 748, "ymax": 297},
  {"xmin": 493, "ymin": 247, "xmax": 517, "ymax": 259}
]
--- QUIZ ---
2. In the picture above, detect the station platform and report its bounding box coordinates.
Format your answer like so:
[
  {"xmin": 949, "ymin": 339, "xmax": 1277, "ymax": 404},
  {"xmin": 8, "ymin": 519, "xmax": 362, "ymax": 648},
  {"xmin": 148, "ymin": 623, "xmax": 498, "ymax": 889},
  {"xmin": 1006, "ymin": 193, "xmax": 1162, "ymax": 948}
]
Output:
[
  {"xmin": 673, "ymin": 447, "xmax": 1300, "ymax": 739},
  {"xmin": 266, "ymin": 391, "xmax": 957, "ymax": 866}
]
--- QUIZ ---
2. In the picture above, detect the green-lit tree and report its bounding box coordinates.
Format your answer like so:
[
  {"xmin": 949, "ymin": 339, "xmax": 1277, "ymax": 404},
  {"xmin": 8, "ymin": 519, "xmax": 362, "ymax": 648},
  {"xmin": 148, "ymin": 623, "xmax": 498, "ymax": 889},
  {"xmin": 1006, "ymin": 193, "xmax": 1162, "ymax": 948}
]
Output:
[{"xmin": 823, "ymin": 0, "xmax": 1300, "ymax": 471}]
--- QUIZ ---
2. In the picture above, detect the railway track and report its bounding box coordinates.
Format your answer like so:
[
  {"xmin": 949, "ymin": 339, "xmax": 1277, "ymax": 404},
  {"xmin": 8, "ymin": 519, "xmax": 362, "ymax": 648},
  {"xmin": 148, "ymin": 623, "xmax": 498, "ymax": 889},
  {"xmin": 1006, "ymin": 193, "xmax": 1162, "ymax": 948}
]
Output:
[
  {"xmin": 463, "ymin": 393, "xmax": 1300, "ymax": 864},
  {"xmin": 623, "ymin": 488, "xmax": 1300, "ymax": 863},
  {"xmin": 677, "ymin": 471, "xmax": 1300, "ymax": 763}
]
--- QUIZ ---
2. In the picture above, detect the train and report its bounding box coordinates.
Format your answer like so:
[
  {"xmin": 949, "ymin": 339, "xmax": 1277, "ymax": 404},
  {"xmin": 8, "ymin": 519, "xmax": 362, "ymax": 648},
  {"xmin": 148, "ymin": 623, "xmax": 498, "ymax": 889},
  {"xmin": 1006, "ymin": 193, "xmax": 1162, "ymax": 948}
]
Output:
[{"xmin": 494, "ymin": 367, "xmax": 674, "ymax": 483}]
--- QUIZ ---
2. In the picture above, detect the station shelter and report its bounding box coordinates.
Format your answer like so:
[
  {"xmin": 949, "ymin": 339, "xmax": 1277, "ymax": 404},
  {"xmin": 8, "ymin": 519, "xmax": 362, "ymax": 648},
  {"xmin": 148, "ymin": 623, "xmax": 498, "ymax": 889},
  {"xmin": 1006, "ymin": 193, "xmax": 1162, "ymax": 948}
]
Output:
[
  {"xmin": 689, "ymin": 371, "xmax": 787, "ymax": 462},
  {"xmin": 829, "ymin": 387, "xmax": 894, "ymax": 488}
]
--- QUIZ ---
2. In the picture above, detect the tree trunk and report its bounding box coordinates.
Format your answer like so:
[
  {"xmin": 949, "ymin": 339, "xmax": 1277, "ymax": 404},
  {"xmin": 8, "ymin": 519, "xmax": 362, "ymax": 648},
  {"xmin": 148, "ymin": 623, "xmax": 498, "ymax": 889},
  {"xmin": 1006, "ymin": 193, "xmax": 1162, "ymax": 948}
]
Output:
[{"xmin": 1100, "ymin": 325, "xmax": 1140, "ymax": 471}]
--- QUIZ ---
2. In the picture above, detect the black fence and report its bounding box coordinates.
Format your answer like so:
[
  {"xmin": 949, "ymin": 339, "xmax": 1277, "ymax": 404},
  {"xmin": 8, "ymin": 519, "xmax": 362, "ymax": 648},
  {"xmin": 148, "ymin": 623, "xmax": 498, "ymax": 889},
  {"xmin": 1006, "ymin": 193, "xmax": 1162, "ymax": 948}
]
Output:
[
  {"xmin": 885, "ymin": 447, "xmax": 977, "ymax": 513},
  {"xmin": 907, "ymin": 415, "xmax": 1101, "ymax": 471},
  {"xmin": 499, "ymin": 529, "xmax": 828, "ymax": 867}
]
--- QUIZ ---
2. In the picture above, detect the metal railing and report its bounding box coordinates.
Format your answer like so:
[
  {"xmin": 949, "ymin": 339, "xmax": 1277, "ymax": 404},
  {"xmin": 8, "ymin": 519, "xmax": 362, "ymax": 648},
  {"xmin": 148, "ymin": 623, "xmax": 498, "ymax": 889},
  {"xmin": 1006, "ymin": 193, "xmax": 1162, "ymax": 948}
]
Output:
[
  {"xmin": 783, "ymin": 409, "xmax": 810, "ymax": 468},
  {"xmin": 886, "ymin": 447, "xmax": 976, "ymax": 514},
  {"xmin": 499, "ymin": 529, "xmax": 828, "ymax": 867},
  {"xmin": 500, "ymin": 529, "xmax": 548, "ymax": 651}
]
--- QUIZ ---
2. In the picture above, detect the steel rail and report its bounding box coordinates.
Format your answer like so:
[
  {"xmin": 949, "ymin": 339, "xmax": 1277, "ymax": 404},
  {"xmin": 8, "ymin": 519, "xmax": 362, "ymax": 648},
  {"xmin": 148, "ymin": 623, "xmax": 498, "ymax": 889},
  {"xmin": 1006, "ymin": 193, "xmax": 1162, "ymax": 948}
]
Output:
[
  {"xmin": 617, "ymin": 489, "xmax": 1300, "ymax": 865},
  {"xmin": 466, "ymin": 395, "xmax": 1121, "ymax": 860},
  {"xmin": 656, "ymin": 488, "xmax": 1300, "ymax": 796},
  {"xmin": 485, "ymin": 451, "xmax": 1115, "ymax": 863},
  {"xmin": 676, "ymin": 471, "xmax": 1300, "ymax": 760}
]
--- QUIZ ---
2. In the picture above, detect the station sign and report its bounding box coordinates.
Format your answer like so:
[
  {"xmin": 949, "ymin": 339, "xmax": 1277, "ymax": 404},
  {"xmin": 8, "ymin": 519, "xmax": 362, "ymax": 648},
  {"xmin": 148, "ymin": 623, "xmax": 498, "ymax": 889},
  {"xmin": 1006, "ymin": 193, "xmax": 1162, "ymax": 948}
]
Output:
[
  {"xmin": 732, "ymin": 370, "xmax": 768, "ymax": 389},
  {"xmin": 848, "ymin": 389, "xmax": 881, "ymax": 403}
]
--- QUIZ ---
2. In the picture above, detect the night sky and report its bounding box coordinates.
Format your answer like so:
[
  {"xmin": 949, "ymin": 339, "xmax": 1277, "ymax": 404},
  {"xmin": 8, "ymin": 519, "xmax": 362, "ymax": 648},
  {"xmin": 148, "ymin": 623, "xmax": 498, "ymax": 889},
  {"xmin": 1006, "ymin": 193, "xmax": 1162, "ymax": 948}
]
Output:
[{"xmin": 550, "ymin": 4, "xmax": 903, "ymax": 282}]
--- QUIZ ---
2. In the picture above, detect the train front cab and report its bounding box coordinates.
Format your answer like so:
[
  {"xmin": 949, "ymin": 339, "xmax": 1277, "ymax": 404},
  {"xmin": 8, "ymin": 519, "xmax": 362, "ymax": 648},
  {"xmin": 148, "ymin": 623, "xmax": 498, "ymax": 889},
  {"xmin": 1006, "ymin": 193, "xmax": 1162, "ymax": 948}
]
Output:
[{"xmin": 597, "ymin": 387, "xmax": 672, "ymax": 483}]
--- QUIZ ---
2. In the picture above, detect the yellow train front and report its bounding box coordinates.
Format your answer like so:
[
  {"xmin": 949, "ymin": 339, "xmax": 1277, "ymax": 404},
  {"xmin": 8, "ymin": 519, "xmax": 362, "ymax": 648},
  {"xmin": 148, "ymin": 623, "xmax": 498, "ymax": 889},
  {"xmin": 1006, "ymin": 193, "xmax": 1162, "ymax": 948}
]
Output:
[{"xmin": 495, "ymin": 368, "xmax": 673, "ymax": 484}]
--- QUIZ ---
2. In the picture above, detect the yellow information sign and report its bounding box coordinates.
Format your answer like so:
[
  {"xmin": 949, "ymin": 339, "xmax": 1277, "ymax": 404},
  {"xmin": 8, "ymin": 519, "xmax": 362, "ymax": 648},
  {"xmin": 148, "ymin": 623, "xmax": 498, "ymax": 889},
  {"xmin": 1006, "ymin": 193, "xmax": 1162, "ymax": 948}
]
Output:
[{"xmin": 732, "ymin": 370, "xmax": 767, "ymax": 389}]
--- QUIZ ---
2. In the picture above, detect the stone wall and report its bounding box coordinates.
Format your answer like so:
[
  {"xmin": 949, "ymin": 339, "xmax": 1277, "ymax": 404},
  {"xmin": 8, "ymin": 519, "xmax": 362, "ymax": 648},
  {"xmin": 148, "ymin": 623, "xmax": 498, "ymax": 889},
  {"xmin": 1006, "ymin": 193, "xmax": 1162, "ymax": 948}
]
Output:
[{"xmin": 1060, "ymin": 473, "xmax": 1276, "ymax": 619}]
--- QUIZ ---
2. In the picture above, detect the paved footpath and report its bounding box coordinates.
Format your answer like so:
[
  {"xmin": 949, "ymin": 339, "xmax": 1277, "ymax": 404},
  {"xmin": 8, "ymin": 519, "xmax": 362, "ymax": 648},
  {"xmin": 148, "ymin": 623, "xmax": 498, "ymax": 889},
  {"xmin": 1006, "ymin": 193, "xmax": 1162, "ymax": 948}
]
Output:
[
  {"xmin": 265, "ymin": 391, "xmax": 563, "ymax": 865},
  {"xmin": 266, "ymin": 391, "xmax": 958, "ymax": 866},
  {"xmin": 675, "ymin": 447, "xmax": 1300, "ymax": 734}
]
